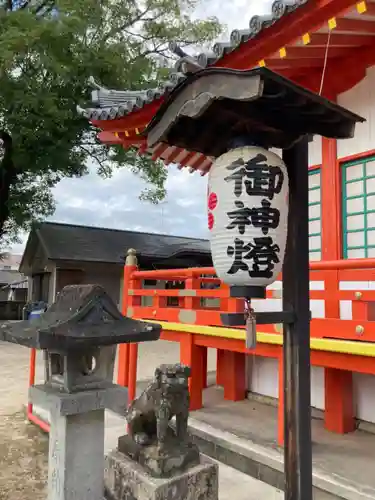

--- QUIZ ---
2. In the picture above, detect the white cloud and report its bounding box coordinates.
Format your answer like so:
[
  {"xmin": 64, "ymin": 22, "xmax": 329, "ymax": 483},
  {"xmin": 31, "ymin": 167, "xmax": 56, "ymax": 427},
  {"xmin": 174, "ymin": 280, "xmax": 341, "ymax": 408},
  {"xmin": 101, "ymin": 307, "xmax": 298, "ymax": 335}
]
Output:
[
  {"xmin": 195, "ymin": 0, "xmax": 272, "ymax": 35},
  {"xmin": 9, "ymin": 0, "xmax": 273, "ymax": 254}
]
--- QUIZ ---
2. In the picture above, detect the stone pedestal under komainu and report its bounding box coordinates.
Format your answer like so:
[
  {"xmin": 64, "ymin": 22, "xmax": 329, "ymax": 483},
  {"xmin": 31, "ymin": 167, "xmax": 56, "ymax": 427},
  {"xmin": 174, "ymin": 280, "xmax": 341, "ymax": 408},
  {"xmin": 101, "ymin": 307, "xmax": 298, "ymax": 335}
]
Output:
[{"xmin": 104, "ymin": 364, "xmax": 219, "ymax": 500}]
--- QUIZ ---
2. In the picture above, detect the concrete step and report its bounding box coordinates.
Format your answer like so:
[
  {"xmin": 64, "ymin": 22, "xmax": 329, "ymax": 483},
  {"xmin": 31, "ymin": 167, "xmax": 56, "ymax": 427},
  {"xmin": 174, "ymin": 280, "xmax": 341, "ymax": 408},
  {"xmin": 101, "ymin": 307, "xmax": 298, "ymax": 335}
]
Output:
[
  {"xmin": 188, "ymin": 418, "xmax": 375, "ymax": 500},
  {"xmin": 202, "ymin": 458, "xmax": 283, "ymax": 500}
]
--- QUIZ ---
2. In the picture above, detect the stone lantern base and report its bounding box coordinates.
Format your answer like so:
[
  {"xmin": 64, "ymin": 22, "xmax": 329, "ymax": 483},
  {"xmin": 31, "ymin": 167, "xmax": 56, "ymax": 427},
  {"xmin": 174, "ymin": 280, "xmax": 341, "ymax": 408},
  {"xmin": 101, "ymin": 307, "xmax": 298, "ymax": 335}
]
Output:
[{"xmin": 104, "ymin": 450, "xmax": 218, "ymax": 500}]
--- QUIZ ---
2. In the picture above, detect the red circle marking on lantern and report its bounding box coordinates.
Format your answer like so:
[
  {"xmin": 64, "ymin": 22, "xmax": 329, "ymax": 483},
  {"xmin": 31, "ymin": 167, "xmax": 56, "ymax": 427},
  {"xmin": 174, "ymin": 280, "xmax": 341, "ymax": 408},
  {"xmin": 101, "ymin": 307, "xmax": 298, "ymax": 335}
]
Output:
[
  {"xmin": 208, "ymin": 192, "xmax": 218, "ymax": 211},
  {"xmin": 208, "ymin": 212, "xmax": 214, "ymax": 230}
]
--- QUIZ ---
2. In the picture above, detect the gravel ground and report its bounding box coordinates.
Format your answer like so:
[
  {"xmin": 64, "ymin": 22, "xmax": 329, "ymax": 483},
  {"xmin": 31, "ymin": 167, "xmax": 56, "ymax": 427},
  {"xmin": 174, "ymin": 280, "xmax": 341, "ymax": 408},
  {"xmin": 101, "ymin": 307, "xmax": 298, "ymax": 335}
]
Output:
[{"xmin": 0, "ymin": 410, "xmax": 48, "ymax": 500}]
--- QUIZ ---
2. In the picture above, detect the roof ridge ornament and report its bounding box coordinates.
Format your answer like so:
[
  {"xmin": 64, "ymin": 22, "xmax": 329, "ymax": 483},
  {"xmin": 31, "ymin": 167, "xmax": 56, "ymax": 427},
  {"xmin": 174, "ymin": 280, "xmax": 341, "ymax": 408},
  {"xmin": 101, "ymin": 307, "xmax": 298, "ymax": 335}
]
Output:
[
  {"xmin": 88, "ymin": 75, "xmax": 106, "ymax": 91},
  {"xmin": 272, "ymin": 0, "xmax": 309, "ymax": 19},
  {"xmin": 230, "ymin": 29, "xmax": 254, "ymax": 47},
  {"xmin": 249, "ymin": 14, "xmax": 275, "ymax": 35},
  {"xmin": 197, "ymin": 52, "xmax": 218, "ymax": 68},
  {"xmin": 169, "ymin": 42, "xmax": 204, "ymax": 75},
  {"xmin": 76, "ymin": 105, "xmax": 89, "ymax": 118}
]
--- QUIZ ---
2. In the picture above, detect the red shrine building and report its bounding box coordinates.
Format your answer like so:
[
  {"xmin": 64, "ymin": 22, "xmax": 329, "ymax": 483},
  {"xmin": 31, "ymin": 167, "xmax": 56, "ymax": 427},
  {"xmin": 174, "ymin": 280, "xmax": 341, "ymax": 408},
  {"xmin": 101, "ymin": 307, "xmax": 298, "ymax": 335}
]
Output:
[{"xmin": 80, "ymin": 0, "xmax": 375, "ymax": 438}]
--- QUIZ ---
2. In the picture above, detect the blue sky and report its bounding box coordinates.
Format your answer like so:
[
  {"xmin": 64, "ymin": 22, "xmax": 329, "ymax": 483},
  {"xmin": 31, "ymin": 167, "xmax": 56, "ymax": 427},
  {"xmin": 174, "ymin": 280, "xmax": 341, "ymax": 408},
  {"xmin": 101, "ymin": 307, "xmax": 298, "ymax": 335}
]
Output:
[{"xmin": 10, "ymin": 0, "xmax": 272, "ymax": 253}]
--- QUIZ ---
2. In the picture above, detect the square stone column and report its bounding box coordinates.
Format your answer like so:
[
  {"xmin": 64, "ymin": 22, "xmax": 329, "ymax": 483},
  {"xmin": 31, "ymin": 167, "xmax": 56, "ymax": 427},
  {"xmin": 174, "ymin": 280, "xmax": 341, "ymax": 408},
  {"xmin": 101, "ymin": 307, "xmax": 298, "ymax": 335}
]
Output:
[
  {"xmin": 105, "ymin": 450, "xmax": 218, "ymax": 500},
  {"xmin": 30, "ymin": 383, "xmax": 128, "ymax": 500}
]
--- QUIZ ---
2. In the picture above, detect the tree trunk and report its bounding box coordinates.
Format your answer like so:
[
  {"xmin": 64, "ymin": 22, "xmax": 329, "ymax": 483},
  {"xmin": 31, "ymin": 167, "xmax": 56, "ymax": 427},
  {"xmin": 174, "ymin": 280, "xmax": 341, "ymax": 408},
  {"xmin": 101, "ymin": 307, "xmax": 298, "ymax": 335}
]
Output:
[{"xmin": 0, "ymin": 131, "xmax": 17, "ymax": 240}]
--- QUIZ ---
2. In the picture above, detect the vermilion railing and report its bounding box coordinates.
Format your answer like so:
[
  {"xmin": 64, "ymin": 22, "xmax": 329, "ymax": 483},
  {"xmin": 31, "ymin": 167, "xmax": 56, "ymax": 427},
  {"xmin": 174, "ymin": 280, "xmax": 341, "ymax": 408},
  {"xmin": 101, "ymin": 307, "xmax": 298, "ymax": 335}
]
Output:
[{"xmin": 124, "ymin": 258, "xmax": 375, "ymax": 343}]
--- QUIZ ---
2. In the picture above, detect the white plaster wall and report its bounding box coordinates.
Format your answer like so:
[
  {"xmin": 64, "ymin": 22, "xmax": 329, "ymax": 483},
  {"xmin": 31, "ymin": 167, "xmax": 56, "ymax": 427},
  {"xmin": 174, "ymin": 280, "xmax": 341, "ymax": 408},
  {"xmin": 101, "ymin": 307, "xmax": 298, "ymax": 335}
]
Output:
[
  {"xmin": 271, "ymin": 141, "xmax": 321, "ymax": 167},
  {"xmin": 309, "ymin": 135, "xmax": 322, "ymax": 166},
  {"xmin": 354, "ymin": 373, "xmax": 375, "ymax": 423},
  {"xmin": 337, "ymin": 65, "xmax": 375, "ymax": 159},
  {"xmin": 311, "ymin": 367, "xmax": 325, "ymax": 410},
  {"xmin": 249, "ymin": 357, "xmax": 279, "ymax": 399},
  {"xmin": 248, "ymin": 356, "xmax": 325, "ymax": 410}
]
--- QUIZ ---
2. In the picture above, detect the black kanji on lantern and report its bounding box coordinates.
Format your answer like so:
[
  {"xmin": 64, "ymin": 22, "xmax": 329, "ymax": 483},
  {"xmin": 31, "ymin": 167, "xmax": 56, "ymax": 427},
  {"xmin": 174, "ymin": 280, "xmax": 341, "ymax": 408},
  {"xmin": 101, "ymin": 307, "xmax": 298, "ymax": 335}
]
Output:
[
  {"xmin": 227, "ymin": 238, "xmax": 253, "ymax": 274},
  {"xmin": 247, "ymin": 236, "xmax": 280, "ymax": 279},
  {"xmin": 227, "ymin": 201, "xmax": 252, "ymax": 235},
  {"xmin": 224, "ymin": 154, "xmax": 284, "ymax": 200},
  {"xmin": 227, "ymin": 236, "xmax": 280, "ymax": 279},
  {"xmin": 227, "ymin": 199, "xmax": 280, "ymax": 235}
]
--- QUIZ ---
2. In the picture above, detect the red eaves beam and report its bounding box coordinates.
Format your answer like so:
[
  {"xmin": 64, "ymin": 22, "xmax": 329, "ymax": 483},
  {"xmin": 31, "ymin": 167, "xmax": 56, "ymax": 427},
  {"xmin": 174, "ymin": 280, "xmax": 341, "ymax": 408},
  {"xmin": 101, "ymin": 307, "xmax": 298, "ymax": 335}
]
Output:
[
  {"xmin": 214, "ymin": 0, "xmax": 360, "ymax": 70},
  {"xmin": 267, "ymin": 45, "xmax": 349, "ymax": 59},
  {"xmin": 364, "ymin": 3, "xmax": 375, "ymax": 15},
  {"xmin": 299, "ymin": 40, "xmax": 375, "ymax": 95},
  {"xmin": 305, "ymin": 32, "xmax": 375, "ymax": 47},
  {"xmin": 333, "ymin": 17, "xmax": 375, "ymax": 33},
  {"xmin": 98, "ymin": 131, "xmax": 122, "ymax": 144},
  {"xmin": 151, "ymin": 143, "xmax": 169, "ymax": 160}
]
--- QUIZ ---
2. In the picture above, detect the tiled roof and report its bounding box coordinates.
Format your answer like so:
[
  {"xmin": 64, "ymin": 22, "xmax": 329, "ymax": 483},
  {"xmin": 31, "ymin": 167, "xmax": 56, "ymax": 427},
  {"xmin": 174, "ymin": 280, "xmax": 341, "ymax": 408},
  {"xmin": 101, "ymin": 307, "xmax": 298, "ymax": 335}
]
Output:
[
  {"xmin": 78, "ymin": 0, "xmax": 309, "ymax": 121},
  {"xmin": 21, "ymin": 222, "xmax": 210, "ymax": 269},
  {"xmin": 0, "ymin": 270, "xmax": 27, "ymax": 287}
]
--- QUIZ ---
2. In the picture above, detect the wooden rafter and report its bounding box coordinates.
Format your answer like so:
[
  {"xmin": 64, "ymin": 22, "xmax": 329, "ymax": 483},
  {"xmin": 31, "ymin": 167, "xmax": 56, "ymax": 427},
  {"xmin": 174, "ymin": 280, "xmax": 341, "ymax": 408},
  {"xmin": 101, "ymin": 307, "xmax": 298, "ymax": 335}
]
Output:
[
  {"xmin": 267, "ymin": 58, "xmax": 327, "ymax": 69},
  {"xmin": 333, "ymin": 17, "xmax": 375, "ymax": 33},
  {"xmin": 304, "ymin": 32, "xmax": 375, "ymax": 46},
  {"xmin": 151, "ymin": 143, "xmax": 168, "ymax": 161},
  {"xmin": 362, "ymin": 2, "xmax": 375, "ymax": 16},
  {"xmin": 267, "ymin": 45, "xmax": 348, "ymax": 59}
]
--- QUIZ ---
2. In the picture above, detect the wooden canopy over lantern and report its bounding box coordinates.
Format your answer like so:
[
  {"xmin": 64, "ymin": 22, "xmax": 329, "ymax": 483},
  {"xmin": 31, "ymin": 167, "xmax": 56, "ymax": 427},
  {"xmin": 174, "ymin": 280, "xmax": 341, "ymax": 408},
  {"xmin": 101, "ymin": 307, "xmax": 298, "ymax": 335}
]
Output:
[
  {"xmin": 144, "ymin": 67, "xmax": 363, "ymax": 155},
  {"xmin": 79, "ymin": 0, "xmax": 375, "ymax": 171}
]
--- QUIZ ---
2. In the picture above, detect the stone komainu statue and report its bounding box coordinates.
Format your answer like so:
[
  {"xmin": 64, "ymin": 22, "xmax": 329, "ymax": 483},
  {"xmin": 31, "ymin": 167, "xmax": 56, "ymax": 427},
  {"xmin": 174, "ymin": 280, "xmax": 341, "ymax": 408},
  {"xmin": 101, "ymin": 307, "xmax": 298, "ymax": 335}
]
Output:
[{"xmin": 126, "ymin": 363, "xmax": 191, "ymax": 450}]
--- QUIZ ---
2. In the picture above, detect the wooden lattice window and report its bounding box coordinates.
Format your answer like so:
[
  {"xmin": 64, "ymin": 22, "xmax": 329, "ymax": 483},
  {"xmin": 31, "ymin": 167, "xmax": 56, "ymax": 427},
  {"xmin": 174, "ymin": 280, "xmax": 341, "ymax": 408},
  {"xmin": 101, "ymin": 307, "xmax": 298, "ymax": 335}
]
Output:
[
  {"xmin": 308, "ymin": 169, "xmax": 322, "ymax": 261},
  {"xmin": 342, "ymin": 156, "xmax": 375, "ymax": 258}
]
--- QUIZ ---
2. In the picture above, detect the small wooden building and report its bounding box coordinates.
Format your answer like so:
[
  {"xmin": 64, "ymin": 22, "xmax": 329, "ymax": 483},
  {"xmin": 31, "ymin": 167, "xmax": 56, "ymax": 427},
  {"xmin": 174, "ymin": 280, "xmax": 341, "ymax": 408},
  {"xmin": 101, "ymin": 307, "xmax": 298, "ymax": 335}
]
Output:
[{"xmin": 20, "ymin": 221, "xmax": 211, "ymax": 307}]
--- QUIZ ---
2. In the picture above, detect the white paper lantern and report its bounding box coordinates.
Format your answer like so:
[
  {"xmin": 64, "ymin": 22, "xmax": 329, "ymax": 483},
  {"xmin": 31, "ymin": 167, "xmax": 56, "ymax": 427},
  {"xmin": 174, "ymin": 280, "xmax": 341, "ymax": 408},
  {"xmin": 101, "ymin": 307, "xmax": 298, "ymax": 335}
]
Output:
[{"xmin": 207, "ymin": 146, "xmax": 289, "ymax": 291}]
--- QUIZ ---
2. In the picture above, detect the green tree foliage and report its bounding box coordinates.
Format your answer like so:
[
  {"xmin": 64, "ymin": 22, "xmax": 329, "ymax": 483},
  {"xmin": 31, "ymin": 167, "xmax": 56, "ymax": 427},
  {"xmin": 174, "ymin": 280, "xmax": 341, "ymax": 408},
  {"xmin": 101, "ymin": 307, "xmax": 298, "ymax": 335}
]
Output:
[{"xmin": 0, "ymin": 0, "xmax": 222, "ymax": 244}]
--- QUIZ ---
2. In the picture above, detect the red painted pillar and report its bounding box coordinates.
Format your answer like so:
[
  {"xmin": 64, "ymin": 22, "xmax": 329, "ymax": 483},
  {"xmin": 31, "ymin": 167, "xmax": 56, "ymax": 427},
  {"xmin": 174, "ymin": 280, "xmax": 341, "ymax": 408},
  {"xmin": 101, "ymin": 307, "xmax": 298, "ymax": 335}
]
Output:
[
  {"xmin": 118, "ymin": 249, "xmax": 139, "ymax": 391},
  {"xmin": 185, "ymin": 272, "xmax": 207, "ymax": 388},
  {"xmin": 219, "ymin": 293, "xmax": 247, "ymax": 401},
  {"xmin": 128, "ymin": 343, "xmax": 139, "ymax": 403},
  {"xmin": 180, "ymin": 333, "xmax": 206, "ymax": 411},
  {"xmin": 321, "ymin": 134, "xmax": 355, "ymax": 433},
  {"xmin": 325, "ymin": 368, "xmax": 355, "ymax": 433},
  {"xmin": 222, "ymin": 351, "xmax": 246, "ymax": 402}
]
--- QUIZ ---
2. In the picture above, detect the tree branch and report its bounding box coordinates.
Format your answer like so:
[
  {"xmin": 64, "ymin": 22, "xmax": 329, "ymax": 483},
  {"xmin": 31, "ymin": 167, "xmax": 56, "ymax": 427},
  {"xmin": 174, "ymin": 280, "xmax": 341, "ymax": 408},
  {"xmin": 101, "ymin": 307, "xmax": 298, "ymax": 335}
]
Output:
[
  {"xmin": 102, "ymin": 7, "xmax": 152, "ymax": 43},
  {"xmin": 19, "ymin": 0, "xmax": 30, "ymax": 9},
  {"xmin": 34, "ymin": 0, "xmax": 54, "ymax": 16},
  {"xmin": 79, "ymin": 145, "xmax": 106, "ymax": 171}
]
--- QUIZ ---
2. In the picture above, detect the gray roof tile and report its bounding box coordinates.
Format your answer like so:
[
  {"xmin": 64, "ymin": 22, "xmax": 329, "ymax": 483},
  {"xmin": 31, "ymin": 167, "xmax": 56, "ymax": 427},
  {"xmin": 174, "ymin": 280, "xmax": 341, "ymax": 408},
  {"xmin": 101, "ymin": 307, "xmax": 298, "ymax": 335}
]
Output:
[
  {"xmin": 31, "ymin": 222, "xmax": 210, "ymax": 265},
  {"xmin": 78, "ymin": 0, "xmax": 309, "ymax": 121},
  {"xmin": 0, "ymin": 270, "xmax": 27, "ymax": 287}
]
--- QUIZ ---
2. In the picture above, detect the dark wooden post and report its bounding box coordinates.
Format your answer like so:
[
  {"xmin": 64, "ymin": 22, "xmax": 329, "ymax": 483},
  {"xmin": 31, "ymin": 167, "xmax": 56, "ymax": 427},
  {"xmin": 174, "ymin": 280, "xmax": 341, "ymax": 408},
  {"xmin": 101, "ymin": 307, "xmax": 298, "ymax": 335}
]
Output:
[{"xmin": 282, "ymin": 136, "xmax": 313, "ymax": 500}]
